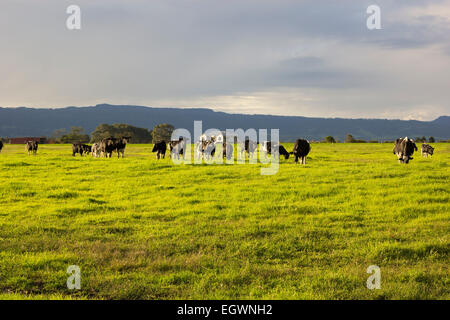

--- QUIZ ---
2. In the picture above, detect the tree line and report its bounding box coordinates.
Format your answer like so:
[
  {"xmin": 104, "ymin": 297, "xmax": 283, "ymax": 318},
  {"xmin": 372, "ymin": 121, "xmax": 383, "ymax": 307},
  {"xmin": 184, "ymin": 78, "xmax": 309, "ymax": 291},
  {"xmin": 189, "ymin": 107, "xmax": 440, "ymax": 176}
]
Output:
[
  {"xmin": 44, "ymin": 127, "xmax": 442, "ymax": 144},
  {"xmin": 49, "ymin": 123, "xmax": 175, "ymax": 144}
]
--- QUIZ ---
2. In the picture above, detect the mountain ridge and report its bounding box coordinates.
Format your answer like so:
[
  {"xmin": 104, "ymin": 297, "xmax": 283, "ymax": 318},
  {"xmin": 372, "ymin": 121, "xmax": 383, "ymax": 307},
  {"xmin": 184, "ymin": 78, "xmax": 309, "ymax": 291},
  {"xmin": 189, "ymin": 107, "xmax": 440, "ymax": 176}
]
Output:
[{"xmin": 0, "ymin": 104, "xmax": 448, "ymax": 141}]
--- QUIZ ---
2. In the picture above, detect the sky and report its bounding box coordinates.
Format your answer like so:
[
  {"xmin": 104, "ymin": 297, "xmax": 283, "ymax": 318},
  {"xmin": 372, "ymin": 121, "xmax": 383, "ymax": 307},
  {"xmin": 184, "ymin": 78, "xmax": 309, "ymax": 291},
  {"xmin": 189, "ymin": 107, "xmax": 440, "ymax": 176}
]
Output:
[{"xmin": 1, "ymin": 0, "xmax": 449, "ymax": 120}]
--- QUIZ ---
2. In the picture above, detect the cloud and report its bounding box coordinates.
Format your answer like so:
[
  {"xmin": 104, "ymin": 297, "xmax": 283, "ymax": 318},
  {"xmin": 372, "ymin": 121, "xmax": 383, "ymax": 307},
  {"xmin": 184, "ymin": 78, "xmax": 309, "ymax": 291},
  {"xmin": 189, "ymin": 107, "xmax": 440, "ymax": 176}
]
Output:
[{"xmin": 0, "ymin": 0, "xmax": 449, "ymax": 120}]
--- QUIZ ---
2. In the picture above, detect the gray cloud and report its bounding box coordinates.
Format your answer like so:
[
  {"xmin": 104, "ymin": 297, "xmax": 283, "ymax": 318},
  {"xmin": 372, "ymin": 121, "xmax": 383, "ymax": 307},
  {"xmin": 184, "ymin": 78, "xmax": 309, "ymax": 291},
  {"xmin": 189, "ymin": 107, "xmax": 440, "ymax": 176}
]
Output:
[{"xmin": 0, "ymin": 0, "xmax": 449, "ymax": 120}]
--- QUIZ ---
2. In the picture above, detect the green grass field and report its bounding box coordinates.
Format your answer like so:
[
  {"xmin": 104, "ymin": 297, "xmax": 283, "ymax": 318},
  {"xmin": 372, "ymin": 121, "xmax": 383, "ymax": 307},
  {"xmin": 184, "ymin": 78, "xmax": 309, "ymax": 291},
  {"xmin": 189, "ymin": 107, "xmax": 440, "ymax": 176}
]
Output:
[{"xmin": 0, "ymin": 143, "xmax": 448, "ymax": 300}]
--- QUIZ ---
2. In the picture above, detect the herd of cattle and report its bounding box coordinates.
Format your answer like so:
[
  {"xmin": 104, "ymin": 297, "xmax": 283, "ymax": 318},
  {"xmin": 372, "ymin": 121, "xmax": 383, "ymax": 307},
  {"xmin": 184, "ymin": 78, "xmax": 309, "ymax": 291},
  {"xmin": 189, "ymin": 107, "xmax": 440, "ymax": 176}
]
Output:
[
  {"xmin": 72, "ymin": 137, "xmax": 131, "ymax": 158},
  {"xmin": 0, "ymin": 136, "xmax": 437, "ymax": 164},
  {"xmin": 151, "ymin": 137, "xmax": 312, "ymax": 164}
]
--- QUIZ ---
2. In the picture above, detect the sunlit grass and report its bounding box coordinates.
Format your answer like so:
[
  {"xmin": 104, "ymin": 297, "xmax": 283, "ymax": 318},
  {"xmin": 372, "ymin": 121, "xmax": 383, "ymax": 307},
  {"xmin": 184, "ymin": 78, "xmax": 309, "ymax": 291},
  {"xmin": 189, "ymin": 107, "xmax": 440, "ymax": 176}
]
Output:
[{"xmin": 0, "ymin": 143, "xmax": 448, "ymax": 299}]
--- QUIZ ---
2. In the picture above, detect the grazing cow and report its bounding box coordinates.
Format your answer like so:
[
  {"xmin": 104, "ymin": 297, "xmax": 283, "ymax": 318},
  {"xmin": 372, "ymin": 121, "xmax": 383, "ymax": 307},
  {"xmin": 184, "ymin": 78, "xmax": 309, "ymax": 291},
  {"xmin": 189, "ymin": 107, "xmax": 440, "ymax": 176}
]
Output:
[
  {"xmin": 91, "ymin": 143, "xmax": 101, "ymax": 158},
  {"xmin": 152, "ymin": 141, "xmax": 167, "ymax": 159},
  {"xmin": 100, "ymin": 137, "xmax": 117, "ymax": 158},
  {"xmin": 278, "ymin": 145, "xmax": 290, "ymax": 160},
  {"xmin": 169, "ymin": 138, "xmax": 185, "ymax": 160},
  {"xmin": 0, "ymin": 140, "xmax": 3, "ymax": 153},
  {"xmin": 261, "ymin": 142, "xmax": 290, "ymax": 160},
  {"xmin": 393, "ymin": 137, "xmax": 417, "ymax": 163},
  {"xmin": 115, "ymin": 136, "xmax": 131, "ymax": 158},
  {"xmin": 26, "ymin": 141, "xmax": 38, "ymax": 155},
  {"xmin": 291, "ymin": 139, "xmax": 310, "ymax": 164},
  {"xmin": 72, "ymin": 143, "xmax": 91, "ymax": 157},
  {"xmin": 262, "ymin": 141, "xmax": 277, "ymax": 159},
  {"xmin": 421, "ymin": 143, "xmax": 434, "ymax": 158},
  {"xmin": 239, "ymin": 139, "xmax": 257, "ymax": 159}
]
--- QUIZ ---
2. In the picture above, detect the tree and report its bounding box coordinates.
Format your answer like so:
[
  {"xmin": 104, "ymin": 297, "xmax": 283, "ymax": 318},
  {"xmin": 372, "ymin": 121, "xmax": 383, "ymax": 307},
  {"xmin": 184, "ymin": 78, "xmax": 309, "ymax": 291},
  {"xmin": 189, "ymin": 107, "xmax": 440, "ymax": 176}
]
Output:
[
  {"xmin": 415, "ymin": 136, "xmax": 427, "ymax": 143},
  {"xmin": 323, "ymin": 136, "xmax": 336, "ymax": 143},
  {"xmin": 90, "ymin": 123, "xmax": 152, "ymax": 143},
  {"xmin": 428, "ymin": 136, "xmax": 435, "ymax": 143},
  {"xmin": 152, "ymin": 124, "xmax": 175, "ymax": 143},
  {"xmin": 51, "ymin": 128, "xmax": 68, "ymax": 142},
  {"xmin": 58, "ymin": 127, "xmax": 90, "ymax": 143},
  {"xmin": 345, "ymin": 134, "xmax": 355, "ymax": 143}
]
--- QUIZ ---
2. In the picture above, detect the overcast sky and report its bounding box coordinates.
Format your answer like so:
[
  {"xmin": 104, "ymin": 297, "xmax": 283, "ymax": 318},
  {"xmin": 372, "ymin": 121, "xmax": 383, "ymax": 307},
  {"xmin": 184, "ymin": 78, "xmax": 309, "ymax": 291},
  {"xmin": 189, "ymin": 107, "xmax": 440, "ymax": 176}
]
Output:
[{"xmin": 1, "ymin": 0, "xmax": 449, "ymax": 120}]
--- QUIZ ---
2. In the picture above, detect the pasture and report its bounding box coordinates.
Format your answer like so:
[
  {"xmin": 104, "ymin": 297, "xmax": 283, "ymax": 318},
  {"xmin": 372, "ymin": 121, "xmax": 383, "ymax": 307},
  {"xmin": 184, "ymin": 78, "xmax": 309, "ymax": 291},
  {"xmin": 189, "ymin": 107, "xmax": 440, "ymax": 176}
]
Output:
[{"xmin": 0, "ymin": 143, "xmax": 448, "ymax": 300}]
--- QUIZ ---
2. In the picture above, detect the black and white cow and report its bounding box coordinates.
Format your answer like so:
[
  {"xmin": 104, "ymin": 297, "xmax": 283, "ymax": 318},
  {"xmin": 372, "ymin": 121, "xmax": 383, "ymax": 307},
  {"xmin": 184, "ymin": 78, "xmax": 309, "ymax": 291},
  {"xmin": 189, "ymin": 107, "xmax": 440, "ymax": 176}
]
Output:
[
  {"xmin": 223, "ymin": 143, "xmax": 233, "ymax": 160},
  {"xmin": 393, "ymin": 137, "xmax": 417, "ymax": 163},
  {"xmin": 72, "ymin": 143, "xmax": 91, "ymax": 156},
  {"xmin": 169, "ymin": 138, "xmax": 185, "ymax": 160},
  {"xmin": 72, "ymin": 143, "xmax": 84, "ymax": 156},
  {"xmin": 261, "ymin": 141, "xmax": 290, "ymax": 160},
  {"xmin": 291, "ymin": 139, "xmax": 310, "ymax": 164},
  {"xmin": 203, "ymin": 140, "xmax": 216, "ymax": 161},
  {"xmin": 115, "ymin": 136, "xmax": 131, "ymax": 158},
  {"xmin": 0, "ymin": 140, "xmax": 3, "ymax": 153},
  {"xmin": 196, "ymin": 141, "xmax": 205, "ymax": 160},
  {"xmin": 83, "ymin": 144, "xmax": 92, "ymax": 155},
  {"xmin": 26, "ymin": 141, "xmax": 38, "ymax": 155},
  {"xmin": 239, "ymin": 139, "xmax": 257, "ymax": 159},
  {"xmin": 278, "ymin": 145, "xmax": 290, "ymax": 160},
  {"xmin": 152, "ymin": 141, "xmax": 167, "ymax": 159},
  {"xmin": 91, "ymin": 143, "xmax": 101, "ymax": 157},
  {"xmin": 100, "ymin": 137, "xmax": 117, "ymax": 158},
  {"xmin": 421, "ymin": 144, "xmax": 434, "ymax": 158},
  {"xmin": 261, "ymin": 141, "xmax": 277, "ymax": 159}
]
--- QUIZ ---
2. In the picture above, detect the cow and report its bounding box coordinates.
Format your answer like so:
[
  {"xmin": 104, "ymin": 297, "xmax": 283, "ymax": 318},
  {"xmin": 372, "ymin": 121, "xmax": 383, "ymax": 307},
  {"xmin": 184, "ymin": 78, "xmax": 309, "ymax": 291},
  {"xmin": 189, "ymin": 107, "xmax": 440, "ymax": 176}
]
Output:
[
  {"xmin": 100, "ymin": 137, "xmax": 117, "ymax": 158},
  {"xmin": 261, "ymin": 141, "xmax": 290, "ymax": 160},
  {"xmin": 262, "ymin": 141, "xmax": 276, "ymax": 159},
  {"xmin": 26, "ymin": 141, "xmax": 38, "ymax": 155},
  {"xmin": 198, "ymin": 140, "xmax": 226, "ymax": 161},
  {"xmin": 223, "ymin": 142, "xmax": 233, "ymax": 160},
  {"xmin": 0, "ymin": 140, "xmax": 3, "ymax": 153},
  {"xmin": 196, "ymin": 141, "xmax": 205, "ymax": 160},
  {"xmin": 72, "ymin": 143, "xmax": 91, "ymax": 157},
  {"xmin": 279, "ymin": 145, "xmax": 290, "ymax": 160},
  {"xmin": 91, "ymin": 143, "xmax": 101, "ymax": 158},
  {"xmin": 169, "ymin": 138, "xmax": 185, "ymax": 160},
  {"xmin": 72, "ymin": 143, "xmax": 84, "ymax": 156},
  {"xmin": 152, "ymin": 141, "xmax": 167, "ymax": 159},
  {"xmin": 203, "ymin": 140, "xmax": 216, "ymax": 161},
  {"xmin": 239, "ymin": 139, "xmax": 257, "ymax": 159},
  {"xmin": 421, "ymin": 144, "xmax": 434, "ymax": 158},
  {"xmin": 393, "ymin": 137, "xmax": 417, "ymax": 163},
  {"xmin": 82, "ymin": 144, "xmax": 92, "ymax": 155},
  {"xmin": 115, "ymin": 136, "xmax": 131, "ymax": 158},
  {"xmin": 291, "ymin": 139, "xmax": 310, "ymax": 164},
  {"xmin": 196, "ymin": 136, "xmax": 218, "ymax": 161}
]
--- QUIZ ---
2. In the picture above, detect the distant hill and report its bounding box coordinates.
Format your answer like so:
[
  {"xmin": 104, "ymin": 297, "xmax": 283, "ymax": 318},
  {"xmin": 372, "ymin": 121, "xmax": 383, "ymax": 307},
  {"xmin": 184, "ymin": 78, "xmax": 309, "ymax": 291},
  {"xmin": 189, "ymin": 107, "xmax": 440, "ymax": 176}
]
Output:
[{"xmin": 0, "ymin": 104, "xmax": 449, "ymax": 142}]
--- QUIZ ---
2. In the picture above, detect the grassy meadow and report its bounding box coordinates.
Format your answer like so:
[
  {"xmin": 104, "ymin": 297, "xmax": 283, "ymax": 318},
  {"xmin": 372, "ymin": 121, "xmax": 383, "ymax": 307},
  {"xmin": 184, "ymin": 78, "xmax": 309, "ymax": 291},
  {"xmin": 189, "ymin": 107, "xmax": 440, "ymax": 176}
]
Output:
[{"xmin": 0, "ymin": 143, "xmax": 448, "ymax": 300}]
